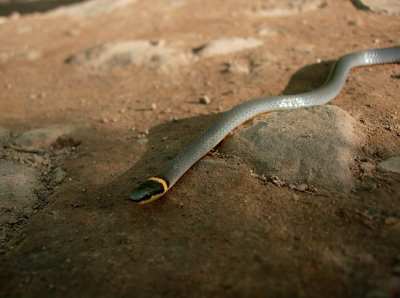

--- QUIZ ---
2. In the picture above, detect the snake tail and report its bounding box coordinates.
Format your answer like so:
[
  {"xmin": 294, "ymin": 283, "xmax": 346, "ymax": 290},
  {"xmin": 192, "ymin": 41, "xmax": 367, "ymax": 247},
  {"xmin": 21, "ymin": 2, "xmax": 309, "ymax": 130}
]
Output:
[{"xmin": 129, "ymin": 177, "xmax": 169, "ymax": 204}]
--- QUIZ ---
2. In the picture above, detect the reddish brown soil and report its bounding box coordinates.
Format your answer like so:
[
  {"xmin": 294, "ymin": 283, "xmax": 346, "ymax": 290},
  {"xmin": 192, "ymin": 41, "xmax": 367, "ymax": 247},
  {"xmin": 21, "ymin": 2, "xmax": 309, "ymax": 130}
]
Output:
[{"xmin": 0, "ymin": 0, "xmax": 399, "ymax": 296}]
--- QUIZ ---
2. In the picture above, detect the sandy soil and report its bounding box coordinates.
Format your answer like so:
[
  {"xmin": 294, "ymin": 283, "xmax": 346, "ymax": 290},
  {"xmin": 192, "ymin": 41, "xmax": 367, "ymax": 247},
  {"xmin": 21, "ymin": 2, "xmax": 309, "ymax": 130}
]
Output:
[{"xmin": 0, "ymin": 0, "xmax": 399, "ymax": 297}]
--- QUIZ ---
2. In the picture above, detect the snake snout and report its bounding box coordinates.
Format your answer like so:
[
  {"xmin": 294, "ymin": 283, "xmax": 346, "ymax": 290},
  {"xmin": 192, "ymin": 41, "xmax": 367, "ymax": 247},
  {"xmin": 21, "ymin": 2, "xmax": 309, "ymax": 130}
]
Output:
[
  {"xmin": 129, "ymin": 187, "xmax": 152, "ymax": 203},
  {"xmin": 129, "ymin": 178, "xmax": 168, "ymax": 204}
]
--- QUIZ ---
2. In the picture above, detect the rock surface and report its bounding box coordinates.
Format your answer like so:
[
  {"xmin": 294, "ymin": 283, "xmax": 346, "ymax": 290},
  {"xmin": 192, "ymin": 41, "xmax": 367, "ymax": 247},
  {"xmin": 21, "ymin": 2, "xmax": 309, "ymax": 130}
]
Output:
[
  {"xmin": 195, "ymin": 37, "xmax": 263, "ymax": 57},
  {"xmin": 13, "ymin": 124, "xmax": 78, "ymax": 150},
  {"xmin": 352, "ymin": 0, "xmax": 400, "ymax": 15},
  {"xmin": 67, "ymin": 40, "xmax": 195, "ymax": 70},
  {"xmin": 220, "ymin": 105, "xmax": 361, "ymax": 192},
  {"xmin": 46, "ymin": 0, "xmax": 138, "ymax": 19},
  {"xmin": 255, "ymin": 0, "xmax": 323, "ymax": 17},
  {"xmin": 0, "ymin": 160, "xmax": 41, "ymax": 212},
  {"xmin": 377, "ymin": 157, "xmax": 400, "ymax": 174},
  {"xmin": 0, "ymin": 127, "xmax": 11, "ymax": 143}
]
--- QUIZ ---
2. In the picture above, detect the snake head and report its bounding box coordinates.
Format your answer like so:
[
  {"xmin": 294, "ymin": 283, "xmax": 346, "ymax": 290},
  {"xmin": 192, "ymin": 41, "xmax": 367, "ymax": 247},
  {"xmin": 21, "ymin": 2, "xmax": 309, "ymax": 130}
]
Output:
[{"xmin": 129, "ymin": 177, "xmax": 168, "ymax": 204}]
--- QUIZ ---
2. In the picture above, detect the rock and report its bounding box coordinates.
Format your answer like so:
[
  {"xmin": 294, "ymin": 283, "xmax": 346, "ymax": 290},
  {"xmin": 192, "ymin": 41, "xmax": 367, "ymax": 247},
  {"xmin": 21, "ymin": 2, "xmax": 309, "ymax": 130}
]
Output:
[
  {"xmin": 13, "ymin": 124, "xmax": 78, "ymax": 151},
  {"xmin": 0, "ymin": 127, "xmax": 11, "ymax": 143},
  {"xmin": 256, "ymin": 0, "xmax": 323, "ymax": 17},
  {"xmin": 385, "ymin": 217, "xmax": 400, "ymax": 226},
  {"xmin": 9, "ymin": 12, "xmax": 20, "ymax": 21},
  {"xmin": 256, "ymin": 27, "xmax": 278, "ymax": 36},
  {"xmin": 220, "ymin": 106, "xmax": 361, "ymax": 192},
  {"xmin": 23, "ymin": 50, "xmax": 41, "ymax": 61},
  {"xmin": 199, "ymin": 95, "xmax": 211, "ymax": 104},
  {"xmin": 360, "ymin": 162, "xmax": 375, "ymax": 174},
  {"xmin": 46, "ymin": 0, "xmax": 138, "ymax": 19},
  {"xmin": 195, "ymin": 37, "xmax": 263, "ymax": 58},
  {"xmin": 352, "ymin": 0, "xmax": 400, "ymax": 15},
  {"xmin": 52, "ymin": 168, "xmax": 66, "ymax": 185},
  {"xmin": 226, "ymin": 59, "xmax": 251, "ymax": 74},
  {"xmin": 0, "ymin": 160, "xmax": 41, "ymax": 212},
  {"xmin": 377, "ymin": 157, "xmax": 400, "ymax": 174},
  {"xmin": 66, "ymin": 40, "xmax": 195, "ymax": 70},
  {"xmin": 1, "ymin": 50, "xmax": 42, "ymax": 64}
]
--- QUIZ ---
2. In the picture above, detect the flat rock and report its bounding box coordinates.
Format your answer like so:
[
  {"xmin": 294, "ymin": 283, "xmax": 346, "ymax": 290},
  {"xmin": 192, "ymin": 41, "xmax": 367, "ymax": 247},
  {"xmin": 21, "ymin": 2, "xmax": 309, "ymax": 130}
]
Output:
[
  {"xmin": 256, "ymin": 27, "xmax": 278, "ymax": 36},
  {"xmin": 220, "ymin": 105, "xmax": 361, "ymax": 192},
  {"xmin": 0, "ymin": 160, "xmax": 41, "ymax": 212},
  {"xmin": 377, "ymin": 157, "xmax": 400, "ymax": 174},
  {"xmin": 13, "ymin": 124, "xmax": 78, "ymax": 150},
  {"xmin": 256, "ymin": 0, "xmax": 323, "ymax": 17},
  {"xmin": 352, "ymin": 0, "xmax": 400, "ymax": 15},
  {"xmin": 0, "ymin": 127, "xmax": 11, "ymax": 143},
  {"xmin": 195, "ymin": 37, "xmax": 263, "ymax": 58},
  {"xmin": 66, "ymin": 40, "xmax": 195, "ymax": 70},
  {"xmin": 46, "ymin": 0, "xmax": 138, "ymax": 19}
]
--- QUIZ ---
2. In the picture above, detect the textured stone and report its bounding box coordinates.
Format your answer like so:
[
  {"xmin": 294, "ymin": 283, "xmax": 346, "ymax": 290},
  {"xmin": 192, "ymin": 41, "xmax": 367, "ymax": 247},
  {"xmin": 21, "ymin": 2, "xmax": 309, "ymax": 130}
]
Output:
[
  {"xmin": 0, "ymin": 127, "xmax": 11, "ymax": 144},
  {"xmin": 360, "ymin": 162, "xmax": 376, "ymax": 174},
  {"xmin": 352, "ymin": 0, "xmax": 400, "ymax": 15},
  {"xmin": 66, "ymin": 40, "xmax": 195, "ymax": 70},
  {"xmin": 195, "ymin": 37, "xmax": 263, "ymax": 58},
  {"xmin": 47, "ymin": 0, "xmax": 138, "ymax": 19},
  {"xmin": 220, "ymin": 105, "xmax": 361, "ymax": 192},
  {"xmin": 377, "ymin": 157, "xmax": 400, "ymax": 174},
  {"xmin": 0, "ymin": 160, "xmax": 40, "ymax": 211},
  {"xmin": 256, "ymin": 0, "xmax": 323, "ymax": 17},
  {"xmin": 13, "ymin": 124, "xmax": 78, "ymax": 150}
]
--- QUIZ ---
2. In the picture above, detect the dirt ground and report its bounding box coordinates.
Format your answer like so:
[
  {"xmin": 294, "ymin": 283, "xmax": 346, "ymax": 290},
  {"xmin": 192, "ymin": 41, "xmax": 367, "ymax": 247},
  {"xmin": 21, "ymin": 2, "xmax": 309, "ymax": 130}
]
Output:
[{"xmin": 0, "ymin": 0, "xmax": 400, "ymax": 297}]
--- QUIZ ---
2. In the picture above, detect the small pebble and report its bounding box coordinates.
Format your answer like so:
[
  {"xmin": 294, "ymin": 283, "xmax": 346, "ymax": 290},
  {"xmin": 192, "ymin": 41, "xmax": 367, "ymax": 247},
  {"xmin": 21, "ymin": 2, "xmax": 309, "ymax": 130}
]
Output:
[
  {"xmin": 385, "ymin": 217, "xmax": 400, "ymax": 226},
  {"xmin": 66, "ymin": 29, "xmax": 80, "ymax": 36},
  {"xmin": 271, "ymin": 176, "xmax": 284, "ymax": 187},
  {"xmin": 137, "ymin": 138, "xmax": 148, "ymax": 144},
  {"xmin": 360, "ymin": 162, "xmax": 375, "ymax": 173},
  {"xmin": 199, "ymin": 95, "xmax": 211, "ymax": 104},
  {"xmin": 150, "ymin": 103, "xmax": 157, "ymax": 110},
  {"xmin": 172, "ymin": 117, "xmax": 179, "ymax": 122},
  {"xmin": 10, "ymin": 12, "xmax": 21, "ymax": 20},
  {"xmin": 256, "ymin": 27, "xmax": 278, "ymax": 36}
]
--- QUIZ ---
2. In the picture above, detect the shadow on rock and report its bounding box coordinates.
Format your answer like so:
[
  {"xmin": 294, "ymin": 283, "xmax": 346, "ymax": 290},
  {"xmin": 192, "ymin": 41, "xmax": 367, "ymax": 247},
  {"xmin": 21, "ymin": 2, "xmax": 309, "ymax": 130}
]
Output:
[
  {"xmin": 0, "ymin": 0, "xmax": 85, "ymax": 16},
  {"xmin": 282, "ymin": 60, "xmax": 335, "ymax": 95}
]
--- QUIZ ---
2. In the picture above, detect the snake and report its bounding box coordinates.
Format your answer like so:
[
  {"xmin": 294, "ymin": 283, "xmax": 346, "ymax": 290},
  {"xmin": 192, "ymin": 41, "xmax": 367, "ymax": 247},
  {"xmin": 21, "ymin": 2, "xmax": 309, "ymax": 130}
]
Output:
[{"xmin": 129, "ymin": 46, "xmax": 400, "ymax": 204}]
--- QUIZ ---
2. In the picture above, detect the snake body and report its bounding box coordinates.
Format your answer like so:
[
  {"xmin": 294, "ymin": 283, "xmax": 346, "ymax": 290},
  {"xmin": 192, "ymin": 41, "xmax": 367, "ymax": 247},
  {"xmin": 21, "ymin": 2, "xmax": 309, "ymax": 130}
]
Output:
[{"xmin": 130, "ymin": 46, "xmax": 400, "ymax": 204}]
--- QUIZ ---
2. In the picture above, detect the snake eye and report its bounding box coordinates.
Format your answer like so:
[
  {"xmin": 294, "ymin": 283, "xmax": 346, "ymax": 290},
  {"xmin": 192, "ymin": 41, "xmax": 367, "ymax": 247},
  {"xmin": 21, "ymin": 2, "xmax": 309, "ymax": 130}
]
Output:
[{"xmin": 130, "ymin": 178, "xmax": 168, "ymax": 204}]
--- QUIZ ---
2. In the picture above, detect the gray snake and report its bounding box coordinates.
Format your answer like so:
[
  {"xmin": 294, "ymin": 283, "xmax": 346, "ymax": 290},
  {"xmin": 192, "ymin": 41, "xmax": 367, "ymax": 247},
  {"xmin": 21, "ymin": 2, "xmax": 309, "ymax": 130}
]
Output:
[{"xmin": 129, "ymin": 46, "xmax": 400, "ymax": 204}]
